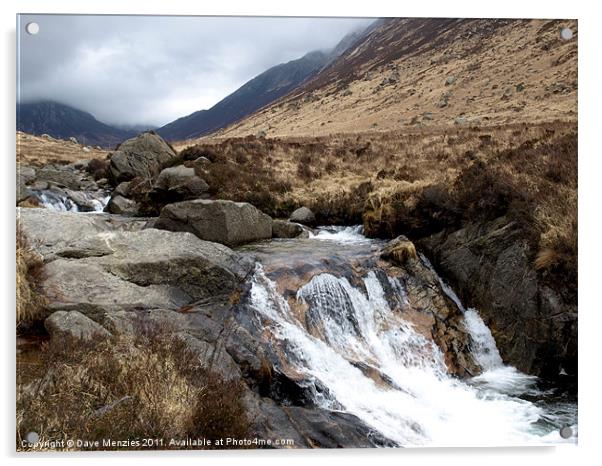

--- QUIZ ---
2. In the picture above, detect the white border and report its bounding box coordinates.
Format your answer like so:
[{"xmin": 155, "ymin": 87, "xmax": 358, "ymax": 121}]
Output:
[{"xmin": 2, "ymin": 1, "xmax": 600, "ymax": 465}]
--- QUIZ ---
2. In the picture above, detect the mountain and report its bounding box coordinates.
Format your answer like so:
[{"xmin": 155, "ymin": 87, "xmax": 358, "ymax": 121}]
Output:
[
  {"xmin": 217, "ymin": 18, "xmax": 577, "ymax": 138},
  {"xmin": 157, "ymin": 51, "xmax": 331, "ymax": 141},
  {"xmin": 157, "ymin": 27, "xmax": 370, "ymax": 141},
  {"xmin": 17, "ymin": 101, "xmax": 135, "ymax": 148}
]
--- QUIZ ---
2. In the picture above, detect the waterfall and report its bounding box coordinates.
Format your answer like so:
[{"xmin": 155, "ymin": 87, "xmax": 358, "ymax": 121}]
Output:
[
  {"xmin": 34, "ymin": 189, "xmax": 110, "ymax": 213},
  {"xmin": 248, "ymin": 260, "xmax": 576, "ymax": 446}
]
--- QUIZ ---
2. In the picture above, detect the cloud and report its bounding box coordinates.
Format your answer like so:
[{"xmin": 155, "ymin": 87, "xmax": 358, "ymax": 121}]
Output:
[{"xmin": 17, "ymin": 15, "xmax": 372, "ymax": 126}]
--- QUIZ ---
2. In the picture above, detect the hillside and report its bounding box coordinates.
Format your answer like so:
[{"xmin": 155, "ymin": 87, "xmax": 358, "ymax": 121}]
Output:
[
  {"xmin": 16, "ymin": 131, "xmax": 107, "ymax": 167},
  {"xmin": 157, "ymin": 51, "xmax": 331, "ymax": 141},
  {"xmin": 157, "ymin": 28, "xmax": 371, "ymax": 142},
  {"xmin": 17, "ymin": 101, "xmax": 135, "ymax": 148},
  {"xmin": 215, "ymin": 18, "xmax": 577, "ymax": 138}
]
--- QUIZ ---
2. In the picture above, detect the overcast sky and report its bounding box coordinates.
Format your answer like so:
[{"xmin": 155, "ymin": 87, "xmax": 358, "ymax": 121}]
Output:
[{"xmin": 17, "ymin": 15, "xmax": 372, "ymax": 127}]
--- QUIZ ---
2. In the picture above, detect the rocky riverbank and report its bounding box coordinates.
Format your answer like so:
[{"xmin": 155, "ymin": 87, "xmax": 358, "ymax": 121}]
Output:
[{"xmin": 16, "ymin": 129, "xmax": 577, "ymax": 448}]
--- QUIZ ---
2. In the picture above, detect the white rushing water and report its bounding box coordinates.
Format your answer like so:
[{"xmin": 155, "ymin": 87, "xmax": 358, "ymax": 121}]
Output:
[
  {"xmin": 310, "ymin": 225, "xmax": 370, "ymax": 244},
  {"xmin": 35, "ymin": 190, "xmax": 110, "ymax": 213},
  {"xmin": 248, "ymin": 227, "xmax": 577, "ymax": 446}
]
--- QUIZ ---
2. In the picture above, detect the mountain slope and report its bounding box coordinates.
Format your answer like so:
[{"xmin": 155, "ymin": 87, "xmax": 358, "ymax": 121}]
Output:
[
  {"xmin": 157, "ymin": 27, "xmax": 372, "ymax": 141},
  {"xmin": 17, "ymin": 101, "xmax": 135, "ymax": 148},
  {"xmin": 217, "ymin": 18, "xmax": 577, "ymax": 138},
  {"xmin": 157, "ymin": 51, "xmax": 332, "ymax": 141}
]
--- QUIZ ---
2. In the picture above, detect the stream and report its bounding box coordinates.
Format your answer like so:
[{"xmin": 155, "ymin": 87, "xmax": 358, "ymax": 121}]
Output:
[
  {"xmin": 240, "ymin": 226, "xmax": 578, "ymax": 446},
  {"xmin": 21, "ymin": 191, "xmax": 578, "ymax": 446}
]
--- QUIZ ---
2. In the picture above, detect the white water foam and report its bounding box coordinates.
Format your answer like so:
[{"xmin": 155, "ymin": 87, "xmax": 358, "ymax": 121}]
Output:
[
  {"xmin": 249, "ymin": 263, "xmax": 571, "ymax": 446},
  {"xmin": 310, "ymin": 225, "xmax": 369, "ymax": 244},
  {"xmin": 36, "ymin": 190, "xmax": 110, "ymax": 213}
]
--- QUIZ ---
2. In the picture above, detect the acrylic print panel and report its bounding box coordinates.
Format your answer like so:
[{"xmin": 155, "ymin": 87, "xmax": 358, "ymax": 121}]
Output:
[{"xmin": 16, "ymin": 14, "xmax": 578, "ymax": 450}]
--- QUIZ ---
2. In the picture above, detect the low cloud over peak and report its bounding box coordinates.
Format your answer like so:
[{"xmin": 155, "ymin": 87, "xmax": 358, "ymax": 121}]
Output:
[{"xmin": 18, "ymin": 15, "xmax": 372, "ymax": 126}]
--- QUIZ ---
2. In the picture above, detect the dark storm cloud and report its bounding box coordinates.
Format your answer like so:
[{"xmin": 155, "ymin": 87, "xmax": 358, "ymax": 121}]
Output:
[{"xmin": 17, "ymin": 15, "xmax": 372, "ymax": 126}]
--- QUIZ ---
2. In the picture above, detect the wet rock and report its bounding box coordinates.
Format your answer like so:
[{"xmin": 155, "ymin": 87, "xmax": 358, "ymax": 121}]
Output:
[
  {"xmin": 246, "ymin": 391, "xmax": 396, "ymax": 448},
  {"xmin": 289, "ymin": 207, "xmax": 316, "ymax": 226},
  {"xmin": 418, "ymin": 216, "xmax": 577, "ymax": 378},
  {"xmin": 64, "ymin": 190, "xmax": 108, "ymax": 212},
  {"xmin": 152, "ymin": 165, "xmax": 209, "ymax": 201},
  {"xmin": 108, "ymin": 131, "xmax": 177, "ymax": 184},
  {"xmin": 45, "ymin": 310, "xmax": 111, "ymax": 343},
  {"xmin": 272, "ymin": 220, "xmax": 309, "ymax": 239},
  {"xmin": 106, "ymin": 195, "xmax": 139, "ymax": 216},
  {"xmin": 381, "ymin": 235, "xmax": 417, "ymax": 265},
  {"xmin": 156, "ymin": 199, "xmax": 273, "ymax": 247}
]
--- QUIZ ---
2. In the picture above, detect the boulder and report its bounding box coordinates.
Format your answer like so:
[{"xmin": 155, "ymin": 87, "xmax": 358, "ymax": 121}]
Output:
[
  {"xmin": 152, "ymin": 165, "xmax": 209, "ymax": 201},
  {"xmin": 108, "ymin": 132, "xmax": 177, "ymax": 184},
  {"xmin": 106, "ymin": 195, "xmax": 139, "ymax": 216},
  {"xmin": 17, "ymin": 208, "xmax": 147, "ymax": 259},
  {"xmin": 40, "ymin": 228, "xmax": 253, "ymax": 317},
  {"xmin": 45, "ymin": 310, "xmax": 111, "ymax": 343},
  {"xmin": 272, "ymin": 219, "xmax": 309, "ymax": 239},
  {"xmin": 156, "ymin": 199, "xmax": 273, "ymax": 247},
  {"xmin": 289, "ymin": 207, "xmax": 316, "ymax": 226},
  {"xmin": 35, "ymin": 167, "xmax": 85, "ymax": 190},
  {"xmin": 114, "ymin": 181, "xmax": 131, "ymax": 197},
  {"xmin": 17, "ymin": 208, "xmax": 113, "ymax": 259}
]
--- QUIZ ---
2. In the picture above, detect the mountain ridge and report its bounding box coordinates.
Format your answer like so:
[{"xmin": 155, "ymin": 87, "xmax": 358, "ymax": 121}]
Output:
[
  {"xmin": 16, "ymin": 101, "xmax": 136, "ymax": 148},
  {"xmin": 156, "ymin": 26, "xmax": 371, "ymax": 141}
]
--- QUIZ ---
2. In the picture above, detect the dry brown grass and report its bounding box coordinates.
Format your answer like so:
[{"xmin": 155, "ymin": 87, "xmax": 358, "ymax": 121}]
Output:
[
  {"xmin": 182, "ymin": 120, "xmax": 576, "ymax": 289},
  {"xmin": 16, "ymin": 223, "xmax": 46, "ymax": 327},
  {"xmin": 17, "ymin": 326, "xmax": 250, "ymax": 451},
  {"xmin": 17, "ymin": 132, "xmax": 109, "ymax": 167}
]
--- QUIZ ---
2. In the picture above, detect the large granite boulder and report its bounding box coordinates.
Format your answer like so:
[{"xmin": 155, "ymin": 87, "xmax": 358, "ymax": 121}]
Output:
[
  {"xmin": 289, "ymin": 207, "xmax": 316, "ymax": 226},
  {"xmin": 272, "ymin": 219, "xmax": 309, "ymax": 239},
  {"xmin": 106, "ymin": 195, "xmax": 139, "ymax": 216},
  {"xmin": 40, "ymin": 228, "xmax": 253, "ymax": 319},
  {"xmin": 152, "ymin": 165, "xmax": 209, "ymax": 201},
  {"xmin": 156, "ymin": 199, "xmax": 272, "ymax": 247},
  {"xmin": 108, "ymin": 132, "xmax": 177, "ymax": 184}
]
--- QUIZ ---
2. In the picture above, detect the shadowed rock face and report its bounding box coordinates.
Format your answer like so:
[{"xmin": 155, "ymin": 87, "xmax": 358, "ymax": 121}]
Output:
[
  {"xmin": 108, "ymin": 132, "xmax": 177, "ymax": 184},
  {"xmin": 418, "ymin": 217, "xmax": 577, "ymax": 379},
  {"xmin": 156, "ymin": 199, "xmax": 273, "ymax": 247}
]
